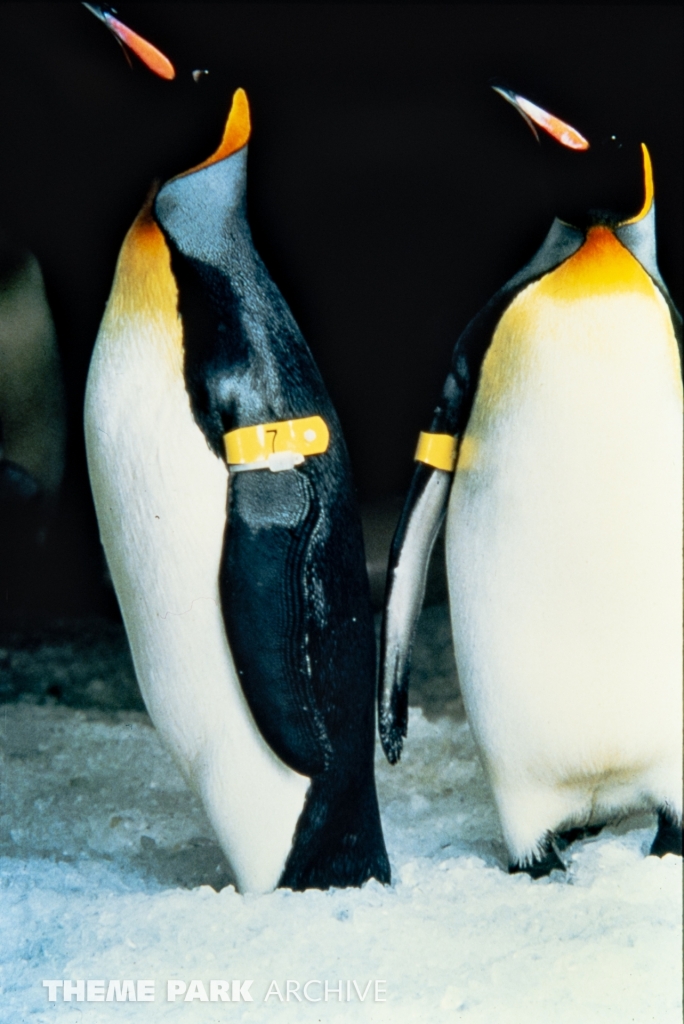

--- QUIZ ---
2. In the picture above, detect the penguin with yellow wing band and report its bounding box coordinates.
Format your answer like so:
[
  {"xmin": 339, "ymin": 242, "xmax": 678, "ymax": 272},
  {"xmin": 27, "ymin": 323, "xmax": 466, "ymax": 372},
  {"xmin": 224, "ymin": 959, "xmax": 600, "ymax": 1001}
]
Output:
[
  {"xmin": 85, "ymin": 89, "xmax": 389, "ymax": 893},
  {"xmin": 380, "ymin": 92, "xmax": 682, "ymax": 876}
]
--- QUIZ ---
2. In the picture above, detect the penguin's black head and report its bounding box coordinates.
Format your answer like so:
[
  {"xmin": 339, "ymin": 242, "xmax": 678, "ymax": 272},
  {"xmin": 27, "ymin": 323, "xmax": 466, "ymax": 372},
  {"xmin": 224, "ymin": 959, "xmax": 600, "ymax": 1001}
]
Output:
[{"xmin": 493, "ymin": 85, "xmax": 650, "ymax": 230}]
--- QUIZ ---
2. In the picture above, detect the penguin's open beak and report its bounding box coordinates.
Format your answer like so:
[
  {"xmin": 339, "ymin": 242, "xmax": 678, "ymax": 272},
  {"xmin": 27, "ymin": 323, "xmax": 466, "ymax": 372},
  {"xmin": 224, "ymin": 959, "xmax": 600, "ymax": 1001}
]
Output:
[
  {"xmin": 493, "ymin": 86, "xmax": 589, "ymax": 151},
  {"xmin": 82, "ymin": 3, "xmax": 175, "ymax": 80}
]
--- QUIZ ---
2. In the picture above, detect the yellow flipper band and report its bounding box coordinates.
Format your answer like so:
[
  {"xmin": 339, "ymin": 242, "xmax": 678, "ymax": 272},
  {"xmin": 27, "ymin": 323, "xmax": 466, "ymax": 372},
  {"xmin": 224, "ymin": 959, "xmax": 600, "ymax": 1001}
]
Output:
[
  {"xmin": 414, "ymin": 431, "xmax": 457, "ymax": 473},
  {"xmin": 224, "ymin": 415, "xmax": 329, "ymax": 472}
]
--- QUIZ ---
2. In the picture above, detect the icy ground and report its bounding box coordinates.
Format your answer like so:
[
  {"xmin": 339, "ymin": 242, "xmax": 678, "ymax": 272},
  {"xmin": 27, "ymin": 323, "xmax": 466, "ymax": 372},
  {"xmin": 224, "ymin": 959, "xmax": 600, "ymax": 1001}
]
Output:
[{"xmin": 0, "ymin": 617, "xmax": 681, "ymax": 1023}]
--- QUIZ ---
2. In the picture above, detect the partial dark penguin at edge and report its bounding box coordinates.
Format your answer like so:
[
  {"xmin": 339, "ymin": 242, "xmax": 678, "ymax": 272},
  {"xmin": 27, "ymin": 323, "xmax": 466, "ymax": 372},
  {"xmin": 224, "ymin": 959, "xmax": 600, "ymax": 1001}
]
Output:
[{"xmin": 0, "ymin": 231, "xmax": 66, "ymax": 620}]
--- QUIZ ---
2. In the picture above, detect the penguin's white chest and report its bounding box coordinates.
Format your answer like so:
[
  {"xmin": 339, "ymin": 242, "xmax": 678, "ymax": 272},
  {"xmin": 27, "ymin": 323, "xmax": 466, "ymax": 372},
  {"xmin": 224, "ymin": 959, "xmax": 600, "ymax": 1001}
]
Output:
[
  {"xmin": 84, "ymin": 246, "xmax": 308, "ymax": 893},
  {"xmin": 446, "ymin": 245, "xmax": 682, "ymax": 857}
]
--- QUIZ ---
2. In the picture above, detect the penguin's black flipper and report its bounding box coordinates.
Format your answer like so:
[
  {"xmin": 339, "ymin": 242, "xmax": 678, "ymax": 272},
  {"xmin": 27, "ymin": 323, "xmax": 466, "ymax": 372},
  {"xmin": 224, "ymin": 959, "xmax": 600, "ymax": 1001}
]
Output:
[
  {"xmin": 378, "ymin": 217, "xmax": 588, "ymax": 765},
  {"xmin": 220, "ymin": 468, "xmax": 333, "ymax": 778},
  {"xmin": 379, "ymin": 463, "xmax": 451, "ymax": 764},
  {"xmin": 221, "ymin": 464, "xmax": 391, "ymax": 890},
  {"xmin": 153, "ymin": 91, "xmax": 389, "ymax": 890}
]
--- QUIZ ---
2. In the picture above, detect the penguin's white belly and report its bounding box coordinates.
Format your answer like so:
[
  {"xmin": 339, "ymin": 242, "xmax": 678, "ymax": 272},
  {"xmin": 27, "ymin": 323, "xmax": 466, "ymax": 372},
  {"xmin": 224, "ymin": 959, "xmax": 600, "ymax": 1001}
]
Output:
[
  {"xmin": 85, "ymin": 310, "xmax": 308, "ymax": 893},
  {"xmin": 446, "ymin": 278, "xmax": 682, "ymax": 860}
]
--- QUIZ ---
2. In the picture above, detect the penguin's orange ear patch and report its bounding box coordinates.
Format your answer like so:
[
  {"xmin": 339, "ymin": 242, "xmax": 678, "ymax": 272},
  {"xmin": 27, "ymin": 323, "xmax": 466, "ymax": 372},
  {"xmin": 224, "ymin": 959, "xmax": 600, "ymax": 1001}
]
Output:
[
  {"xmin": 182, "ymin": 89, "xmax": 252, "ymax": 177},
  {"xmin": 493, "ymin": 87, "xmax": 589, "ymax": 151},
  {"xmin": 621, "ymin": 144, "xmax": 654, "ymax": 225},
  {"xmin": 212, "ymin": 89, "xmax": 252, "ymax": 162}
]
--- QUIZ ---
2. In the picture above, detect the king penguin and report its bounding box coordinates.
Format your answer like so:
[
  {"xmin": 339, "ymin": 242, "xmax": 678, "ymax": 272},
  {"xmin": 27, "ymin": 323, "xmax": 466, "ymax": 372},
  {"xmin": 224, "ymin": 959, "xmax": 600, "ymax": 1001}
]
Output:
[
  {"xmin": 85, "ymin": 89, "xmax": 390, "ymax": 893},
  {"xmin": 380, "ymin": 88, "xmax": 682, "ymax": 876}
]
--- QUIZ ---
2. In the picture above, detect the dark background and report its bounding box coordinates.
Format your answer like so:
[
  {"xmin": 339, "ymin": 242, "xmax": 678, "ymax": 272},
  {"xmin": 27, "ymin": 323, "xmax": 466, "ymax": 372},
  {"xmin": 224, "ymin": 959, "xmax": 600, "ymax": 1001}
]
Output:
[{"xmin": 0, "ymin": 3, "xmax": 681, "ymax": 619}]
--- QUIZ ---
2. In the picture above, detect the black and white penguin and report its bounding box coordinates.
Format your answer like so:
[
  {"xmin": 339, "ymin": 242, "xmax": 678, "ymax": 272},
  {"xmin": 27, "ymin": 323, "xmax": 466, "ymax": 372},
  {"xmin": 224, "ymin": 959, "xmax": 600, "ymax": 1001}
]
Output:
[
  {"xmin": 380, "ymin": 89, "xmax": 682, "ymax": 876},
  {"xmin": 85, "ymin": 89, "xmax": 389, "ymax": 894}
]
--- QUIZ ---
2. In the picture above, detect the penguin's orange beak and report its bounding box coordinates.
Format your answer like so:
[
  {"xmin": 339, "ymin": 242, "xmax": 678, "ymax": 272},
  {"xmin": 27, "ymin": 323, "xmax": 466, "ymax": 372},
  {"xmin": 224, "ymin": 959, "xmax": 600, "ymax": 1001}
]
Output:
[
  {"xmin": 493, "ymin": 87, "xmax": 589, "ymax": 151},
  {"xmin": 83, "ymin": 3, "xmax": 175, "ymax": 80}
]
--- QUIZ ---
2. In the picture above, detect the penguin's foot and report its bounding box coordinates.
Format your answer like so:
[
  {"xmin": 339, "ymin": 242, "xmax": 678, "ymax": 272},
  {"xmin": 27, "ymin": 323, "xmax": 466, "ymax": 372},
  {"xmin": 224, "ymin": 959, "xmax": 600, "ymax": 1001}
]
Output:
[
  {"xmin": 649, "ymin": 810, "xmax": 683, "ymax": 858},
  {"xmin": 509, "ymin": 840, "xmax": 566, "ymax": 879},
  {"xmin": 556, "ymin": 824, "xmax": 605, "ymax": 850}
]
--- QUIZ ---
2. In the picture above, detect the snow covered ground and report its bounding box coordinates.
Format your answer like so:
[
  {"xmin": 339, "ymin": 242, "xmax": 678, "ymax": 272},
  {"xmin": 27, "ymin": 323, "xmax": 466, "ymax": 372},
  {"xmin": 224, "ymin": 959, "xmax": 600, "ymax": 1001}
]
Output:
[{"xmin": 0, "ymin": 614, "xmax": 681, "ymax": 1024}]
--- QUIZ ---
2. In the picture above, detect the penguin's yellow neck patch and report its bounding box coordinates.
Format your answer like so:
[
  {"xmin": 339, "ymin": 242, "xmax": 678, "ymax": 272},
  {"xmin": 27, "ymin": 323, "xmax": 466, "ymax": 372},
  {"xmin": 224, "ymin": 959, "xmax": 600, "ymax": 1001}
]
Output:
[
  {"xmin": 537, "ymin": 226, "xmax": 654, "ymax": 302},
  {"xmin": 116, "ymin": 204, "xmax": 170, "ymax": 286},
  {"xmin": 105, "ymin": 198, "xmax": 182, "ymax": 371},
  {"xmin": 460, "ymin": 222, "xmax": 679, "ymax": 437}
]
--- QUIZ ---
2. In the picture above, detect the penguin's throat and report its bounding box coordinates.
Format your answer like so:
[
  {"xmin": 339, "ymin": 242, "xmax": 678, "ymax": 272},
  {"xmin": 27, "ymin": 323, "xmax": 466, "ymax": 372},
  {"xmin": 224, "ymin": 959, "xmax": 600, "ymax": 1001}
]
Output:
[
  {"xmin": 107, "ymin": 208, "xmax": 183, "ymax": 372},
  {"xmin": 537, "ymin": 227, "xmax": 653, "ymax": 301}
]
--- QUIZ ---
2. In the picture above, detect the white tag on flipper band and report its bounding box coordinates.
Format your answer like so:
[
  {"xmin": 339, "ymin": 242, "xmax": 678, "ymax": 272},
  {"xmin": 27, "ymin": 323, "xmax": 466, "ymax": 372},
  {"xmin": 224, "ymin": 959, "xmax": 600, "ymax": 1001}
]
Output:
[{"xmin": 229, "ymin": 451, "xmax": 305, "ymax": 474}]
